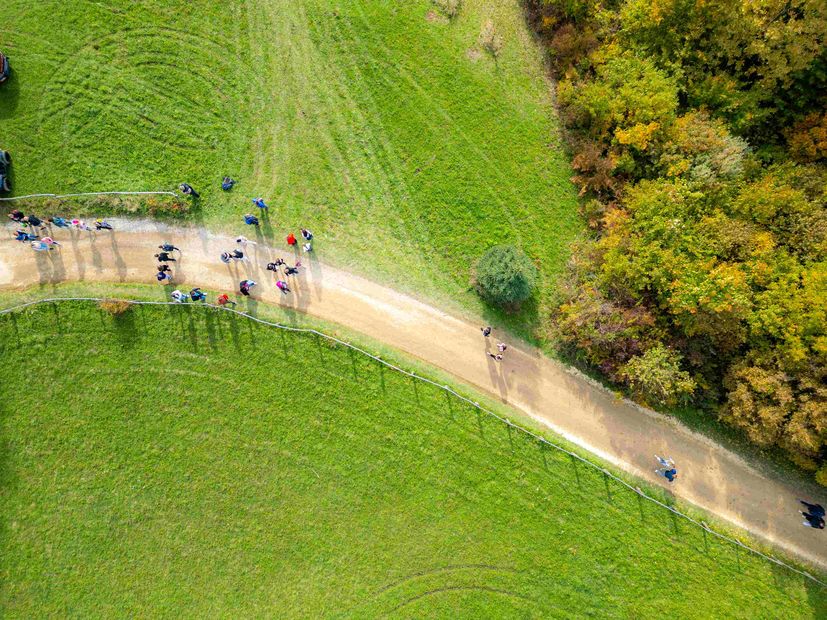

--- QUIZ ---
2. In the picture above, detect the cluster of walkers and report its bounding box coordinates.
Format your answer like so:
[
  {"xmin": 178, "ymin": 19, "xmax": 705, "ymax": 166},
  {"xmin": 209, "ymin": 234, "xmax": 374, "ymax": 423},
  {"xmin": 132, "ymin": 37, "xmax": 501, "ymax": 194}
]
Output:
[
  {"xmin": 480, "ymin": 325, "xmax": 508, "ymax": 362},
  {"xmin": 154, "ymin": 182, "xmax": 315, "ymax": 303},
  {"xmin": 8, "ymin": 208, "xmax": 113, "ymax": 251}
]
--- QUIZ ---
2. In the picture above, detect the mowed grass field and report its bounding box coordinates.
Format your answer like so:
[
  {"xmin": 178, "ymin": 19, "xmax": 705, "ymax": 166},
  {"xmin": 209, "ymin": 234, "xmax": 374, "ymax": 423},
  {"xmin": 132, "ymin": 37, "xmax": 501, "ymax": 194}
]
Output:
[
  {"xmin": 0, "ymin": 0, "xmax": 581, "ymax": 331},
  {"xmin": 0, "ymin": 301, "xmax": 824, "ymax": 618}
]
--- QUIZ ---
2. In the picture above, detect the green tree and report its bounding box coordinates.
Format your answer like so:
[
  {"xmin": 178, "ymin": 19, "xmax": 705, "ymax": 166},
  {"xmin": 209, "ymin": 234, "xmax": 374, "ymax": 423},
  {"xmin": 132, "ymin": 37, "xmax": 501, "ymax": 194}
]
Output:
[
  {"xmin": 619, "ymin": 0, "xmax": 827, "ymax": 134},
  {"xmin": 559, "ymin": 51, "xmax": 678, "ymax": 155},
  {"xmin": 475, "ymin": 245, "xmax": 538, "ymax": 308},
  {"xmin": 621, "ymin": 344, "xmax": 697, "ymax": 407}
]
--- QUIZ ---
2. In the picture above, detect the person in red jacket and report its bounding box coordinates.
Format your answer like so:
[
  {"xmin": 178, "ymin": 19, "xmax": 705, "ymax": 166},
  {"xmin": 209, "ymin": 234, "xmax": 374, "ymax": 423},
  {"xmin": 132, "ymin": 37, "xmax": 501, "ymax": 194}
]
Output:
[
  {"xmin": 286, "ymin": 232, "xmax": 297, "ymax": 246},
  {"xmin": 217, "ymin": 293, "xmax": 236, "ymax": 307}
]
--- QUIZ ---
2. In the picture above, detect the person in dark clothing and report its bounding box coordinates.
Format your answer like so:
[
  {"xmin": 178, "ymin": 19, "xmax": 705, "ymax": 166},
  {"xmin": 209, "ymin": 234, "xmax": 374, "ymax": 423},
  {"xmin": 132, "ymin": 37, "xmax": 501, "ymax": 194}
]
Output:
[
  {"xmin": 284, "ymin": 265, "xmax": 299, "ymax": 276},
  {"xmin": 22, "ymin": 215, "xmax": 46, "ymax": 231},
  {"xmin": 239, "ymin": 279, "xmax": 256, "ymax": 296},
  {"xmin": 244, "ymin": 213, "xmax": 259, "ymax": 226},
  {"xmin": 301, "ymin": 228, "xmax": 313, "ymax": 241},
  {"xmin": 488, "ymin": 353, "xmax": 503, "ymax": 362},
  {"xmin": 190, "ymin": 288, "xmax": 207, "ymax": 302},
  {"xmin": 179, "ymin": 182, "xmax": 199, "ymax": 198},
  {"xmin": 155, "ymin": 252, "xmax": 176, "ymax": 262},
  {"xmin": 801, "ymin": 512, "xmax": 825, "ymax": 529},
  {"xmin": 157, "ymin": 268, "xmax": 172, "ymax": 282},
  {"xmin": 231, "ymin": 249, "xmax": 245, "ymax": 260},
  {"xmin": 266, "ymin": 261, "xmax": 282, "ymax": 272},
  {"xmin": 481, "ymin": 326, "xmax": 492, "ymax": 337},
  {"xmin": 8, "ymin": 209, "xmax": 24, "ymax": 222},
  {"xmin": 799, "ymin": 500, "xmax": 825, "ymax": 518},
  {"xmin": 222, "ymin": 176, "xmax": 235, "ymax": 191},
  {"xmin": 94, "ymin": 219, "xmax": 113, "ymax": 230},
  {"xmin": 158, "ymin": 243, "xmax": 180, "ymax": 253}
]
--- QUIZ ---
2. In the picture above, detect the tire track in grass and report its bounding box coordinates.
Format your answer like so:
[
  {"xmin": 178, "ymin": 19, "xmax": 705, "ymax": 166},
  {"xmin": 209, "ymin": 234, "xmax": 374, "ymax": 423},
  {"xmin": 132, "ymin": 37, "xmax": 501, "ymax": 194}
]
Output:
[
  {"xmin": 343, "ymin": 2, "xmax": 534, "ymax": 280},
  {"xmin": 318, "ymin": 8, "xmax": 438, "ymax": 273},
  {"xmin": 292, "ymin": 5, "xmax": 421, "ymax": 253},
  {"xmin": 246, "ymin": 1, "xmax": 361, "ymax": 213}
]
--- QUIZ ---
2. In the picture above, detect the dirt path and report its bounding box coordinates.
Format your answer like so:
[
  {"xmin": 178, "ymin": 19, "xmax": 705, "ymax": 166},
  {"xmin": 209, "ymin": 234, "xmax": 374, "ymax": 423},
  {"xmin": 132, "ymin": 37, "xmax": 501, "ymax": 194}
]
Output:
[{"xmin": 1, "ymin": 219, "xmax": 825, "ymax": 570}]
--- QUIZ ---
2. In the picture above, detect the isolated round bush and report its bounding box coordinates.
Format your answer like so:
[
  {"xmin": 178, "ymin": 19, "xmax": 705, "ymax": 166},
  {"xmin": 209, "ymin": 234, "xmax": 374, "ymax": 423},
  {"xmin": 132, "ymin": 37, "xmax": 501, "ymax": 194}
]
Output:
[{"xmin": 475, "ymin": 245, "xmax": 538, "ymax": 308}]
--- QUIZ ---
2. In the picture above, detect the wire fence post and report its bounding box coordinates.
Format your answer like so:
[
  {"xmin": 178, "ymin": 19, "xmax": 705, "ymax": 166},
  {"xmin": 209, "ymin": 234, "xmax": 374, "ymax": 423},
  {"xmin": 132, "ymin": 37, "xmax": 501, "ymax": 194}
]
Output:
[
  {"xmin": 602, "ymin": 470, "xmax": 613, "ymax": 504},
  {"xmin": 635, "ymin": 488, "xmax": 646, "ymax": 522},
  {"xmin": 569, "ymin": 453, "xmax": 581, "ymax": 488}
]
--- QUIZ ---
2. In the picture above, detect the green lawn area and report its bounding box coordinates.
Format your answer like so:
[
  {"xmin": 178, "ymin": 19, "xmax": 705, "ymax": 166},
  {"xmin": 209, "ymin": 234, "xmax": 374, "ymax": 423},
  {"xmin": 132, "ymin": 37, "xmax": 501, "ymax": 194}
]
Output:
[
  {"xmin": 0, "ymin": 300, "xmax": 824, "ymax": 618},
  {"xmin": 0, "ymin": 0, "xmax": 582, "ymax": 334}
]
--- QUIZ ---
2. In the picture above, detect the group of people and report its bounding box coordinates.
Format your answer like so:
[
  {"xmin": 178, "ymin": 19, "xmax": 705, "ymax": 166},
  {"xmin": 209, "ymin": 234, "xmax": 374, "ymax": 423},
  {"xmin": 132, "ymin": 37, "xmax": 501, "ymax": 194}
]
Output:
[
  {"xmin": 480, "ymin": 325, "xmax": 508, "ymax": 361},
  {"xmin": 8, "ymin": 208, "xmax": 113, "ymax": 251},
  {"xmin": 153, "ymin": 184, "xmax": 314, "ymax": 301},
  {"xmin": 154, "ymin": 243, "xmax": 180, "ymax": 283}
]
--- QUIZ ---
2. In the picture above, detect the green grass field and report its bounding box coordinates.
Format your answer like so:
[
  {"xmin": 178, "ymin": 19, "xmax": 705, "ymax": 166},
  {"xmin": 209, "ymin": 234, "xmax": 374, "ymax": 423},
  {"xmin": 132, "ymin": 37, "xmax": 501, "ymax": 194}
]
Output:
[
  {"xmin": 0, "ymin": 0, "xmax": 582, "ymax": 332},
  {"xmin": 0, "ymin": 300, "xmax": 824, "ymax": 618}
]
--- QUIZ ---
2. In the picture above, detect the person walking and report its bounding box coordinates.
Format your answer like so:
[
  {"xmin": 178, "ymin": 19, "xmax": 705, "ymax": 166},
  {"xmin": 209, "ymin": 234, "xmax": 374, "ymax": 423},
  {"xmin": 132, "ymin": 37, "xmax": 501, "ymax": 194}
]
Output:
[
  {"xmin": 276, "ymin": 280, "xmax": 290, "ymax": 294},
  {"xmin": 220, "ymin": 251, "xmax": 232, "ymax": 264},
  {"xmin": 481, "ymin": 326, "xmax": 492, "ymax": 337},
  {"xmin": 302, "ymin": 242, "xmax": 313, "ymax": 253},
  {"xmin": 72, "ymin": 219, "xmax": 94, "ymax": 232},
  {"xmin": 284, "ymin": 264, "xmax": 300, "ymax": 276},
  {"xmin": 30, "ymin": 240, "xmax": 52, "ymax": 252},
  {"xmin": 301, "ymin": 228, "xmax": 313, "ymax": 241},
  {"xmin": 155, "ymin": 252, "xmax": 176, "ymax": 262},
  {"xmin": 655, "ymin": 455, "xmax": 678, "ymax": 482},
  {"xmin": 236, "ymin": 235, "xmax": 253, "ymax": 248},
  {"xmin": 94, "ymin": 219, "xmax": 113, "ymax": 231},
  {"xmin": 801, "ymin": 512, "xmax": 825, "ymax": 529},
  {"xmin": 170, "ymin": 289, "xmax": 188, "ymax": 303},
  {"xmin": 497, "ymin": 342, "xmax": 508, "ymax": 353},
  {"xmin": 222, "ymin": 176, "xmax": 235, "ymax": 191},
  {"xmin": 253, "ymin": 197, "xmax": 267, "ymax": 210},
  {"xmin": 266, "ymin": 260, "xmax": 284, "ymax": 273},
  {"xmin": 13, "ymin": 229, "xmax": 38, "ymax": 242},
  {"xmin": 239, "ymin": 280, "xmax": 256, "ymax": 296},
  {"xmin": 217, "ymin": 293, "xmax": 237, "ymax": 307},
  {"xmin": 158, "ymin": 243, "xmax": 180, "ymax": 253},
  {"xmin": 231, "ymin": 249, "xmax": 246, "ymax": 261},
  {"xmin": 22, "ymin": 215, "xmax": 47, "ymax": 232},
  {"xmin": 244, "ymin": 213, "xmax": 259, "ymax": 226},
  {"xmin": 286, "ymin": 232, "xmax": 297, "ymax": 247},
  {"xmin": 7, "ymin": 209, "xmax": 24, "ymax": 223},
  {"xmin": 41, "ymin": 236, "xmax": 60, "ymax": 247},
  {"xmin": 156, "ymin": 264, "xmax": 173, "ymax": 282},
  {"xmin": 48, "ymin": 216, "xmax": 71, "ymax": 228},
  {"xmin": 179, "ymin": 182, "xmax": 199, "ymax": 198},
  {"xmin": 799, "ymin": 500, "xmax": 826, "ymax": 518},
  {"xmin": 190, "ymin": 288, "xmax": 207, "ymax": 302},
  {"xmin": 487, "ymin": 353, "xmax": 503, "ymax": 362}
]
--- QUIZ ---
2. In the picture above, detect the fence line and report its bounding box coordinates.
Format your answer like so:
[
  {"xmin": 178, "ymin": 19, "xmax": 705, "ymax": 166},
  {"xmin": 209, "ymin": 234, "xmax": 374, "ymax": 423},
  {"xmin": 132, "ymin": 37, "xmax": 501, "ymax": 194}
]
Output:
[
  {"xmin": 0, "ymin": 190, "xmax": 179, "ymax": 202},
  {"xmin": 1, "ymin": 295, "xmax": 824, "ymax": 589}
]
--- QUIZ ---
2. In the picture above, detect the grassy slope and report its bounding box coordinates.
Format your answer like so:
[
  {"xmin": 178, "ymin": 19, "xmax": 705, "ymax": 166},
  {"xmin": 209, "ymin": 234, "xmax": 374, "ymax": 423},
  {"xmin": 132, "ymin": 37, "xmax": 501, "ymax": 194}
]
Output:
[
  {"xmin": 0, "ymin": 301, "xmax": 824, "ymax": 618},
  {"xmin": 0, "ymin": 0, "xmax": 581, "ymax": 334}
]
